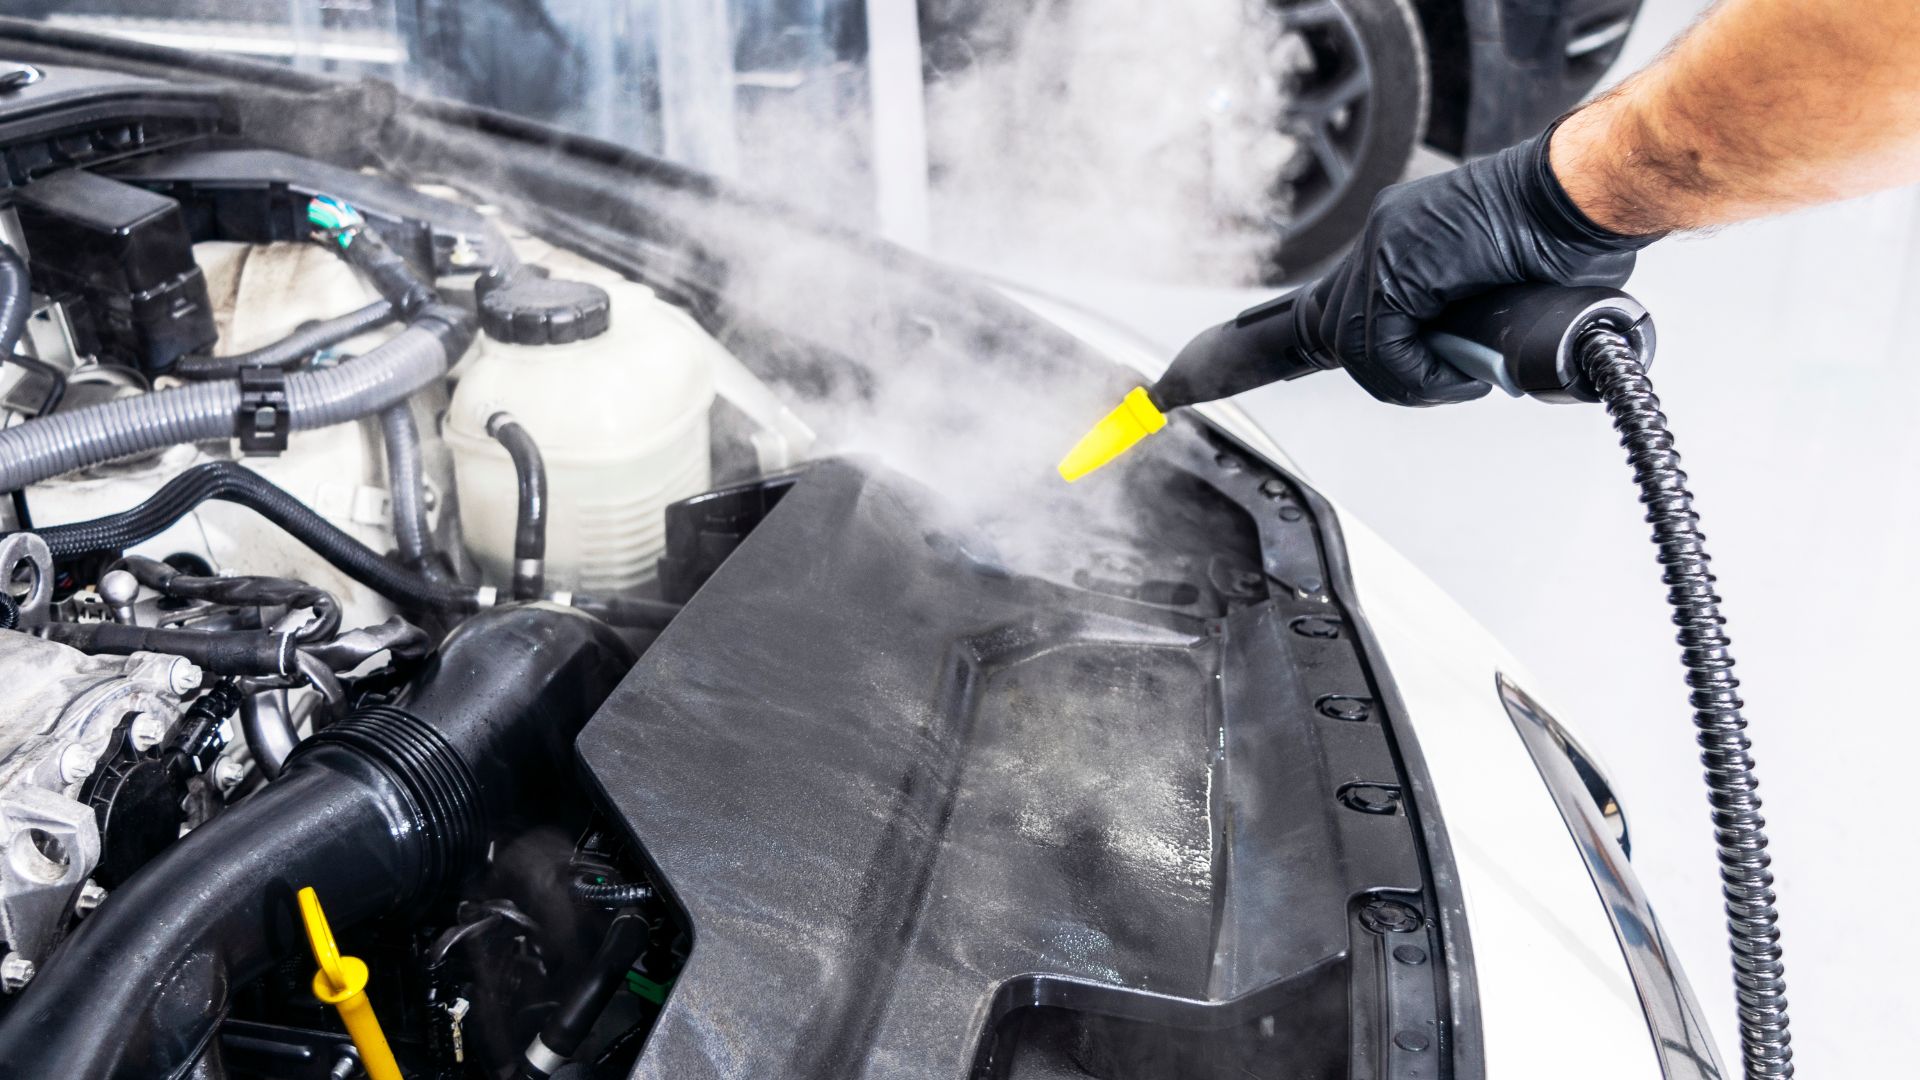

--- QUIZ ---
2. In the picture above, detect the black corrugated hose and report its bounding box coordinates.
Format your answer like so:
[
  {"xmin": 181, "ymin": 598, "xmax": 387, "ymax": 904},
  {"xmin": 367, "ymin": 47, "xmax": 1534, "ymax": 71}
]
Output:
[
  {"xmin": 1579, "ymin": 327, "xmax": 1792, "ymax": 1078},
  {"xmin": 570, "ymin": 879, "xmax": 653, "ymax": 907}
]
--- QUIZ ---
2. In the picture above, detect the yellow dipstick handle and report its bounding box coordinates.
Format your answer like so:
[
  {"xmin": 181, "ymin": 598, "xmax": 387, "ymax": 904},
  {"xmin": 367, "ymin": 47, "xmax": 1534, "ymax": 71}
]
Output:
[
  {"xmin": 299, "ymin": 886, "xmax": 404, "ymax": 1080},
  {"xmin": 1057, "ymin": 386, "xmax": 1167, "ymax": 483}
]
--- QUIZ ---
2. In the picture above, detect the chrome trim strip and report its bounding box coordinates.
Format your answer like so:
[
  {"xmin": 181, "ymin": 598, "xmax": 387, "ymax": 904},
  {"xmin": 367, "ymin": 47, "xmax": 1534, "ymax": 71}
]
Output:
[{"xmin": 1497, "ymin": 673, "xmax": 1726, "ymax": 1080}]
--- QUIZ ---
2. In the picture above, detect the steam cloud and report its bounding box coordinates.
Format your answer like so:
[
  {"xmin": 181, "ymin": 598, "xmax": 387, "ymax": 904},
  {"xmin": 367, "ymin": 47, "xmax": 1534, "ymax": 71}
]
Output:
[
  {"xmin": 725, "ymin": 0, "xmax": 1303, "ymax": 285},
  {"xmin": 917, "ymin": 0, "xmax": 1302, "ymax": 283},
  {"xmin": 713, "ymin": 0, "xmax": 1302, "ymax": 564}
]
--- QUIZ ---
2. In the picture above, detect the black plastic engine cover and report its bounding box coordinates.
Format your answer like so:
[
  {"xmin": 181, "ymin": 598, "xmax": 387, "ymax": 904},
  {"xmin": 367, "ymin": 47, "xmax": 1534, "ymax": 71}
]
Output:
[{"xmin": 579, "ymin": 449, "xmax": 1458, "ymax": 1079}]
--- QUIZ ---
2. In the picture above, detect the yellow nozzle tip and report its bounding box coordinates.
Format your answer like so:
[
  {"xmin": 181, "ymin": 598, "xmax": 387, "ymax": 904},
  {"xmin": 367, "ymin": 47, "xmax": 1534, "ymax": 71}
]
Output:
[{"xmin": 1057, "ymin": 387, "xmax": 1166, "ymax": 483}]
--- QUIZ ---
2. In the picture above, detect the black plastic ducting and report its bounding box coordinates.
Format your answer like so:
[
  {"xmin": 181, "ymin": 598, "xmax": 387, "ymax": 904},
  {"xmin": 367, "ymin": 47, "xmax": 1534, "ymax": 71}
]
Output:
[{"xmin": 0, "ymin": 605, "xmax": 635, "ymax": 1080}]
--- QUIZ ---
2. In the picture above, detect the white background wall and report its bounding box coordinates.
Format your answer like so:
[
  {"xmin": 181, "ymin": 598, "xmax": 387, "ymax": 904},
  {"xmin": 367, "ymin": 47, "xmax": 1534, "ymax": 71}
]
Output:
[{"xmin": 1052, "ymin": 1, "xmax": 1913, "ymax": 1074}]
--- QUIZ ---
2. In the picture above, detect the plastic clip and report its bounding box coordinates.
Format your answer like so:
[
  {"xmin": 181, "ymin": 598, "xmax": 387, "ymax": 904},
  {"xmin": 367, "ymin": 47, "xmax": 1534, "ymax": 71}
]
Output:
[{"xmin": 236, "ymin": 366, "xmax": 290, "ymax": 455}]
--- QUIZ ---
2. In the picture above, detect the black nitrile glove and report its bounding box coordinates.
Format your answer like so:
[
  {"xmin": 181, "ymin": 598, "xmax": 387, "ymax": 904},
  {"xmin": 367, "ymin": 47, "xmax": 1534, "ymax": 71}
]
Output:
[{"xmin": 1298, "ymin": 125, "xmax": 1658, "ymax": 405}]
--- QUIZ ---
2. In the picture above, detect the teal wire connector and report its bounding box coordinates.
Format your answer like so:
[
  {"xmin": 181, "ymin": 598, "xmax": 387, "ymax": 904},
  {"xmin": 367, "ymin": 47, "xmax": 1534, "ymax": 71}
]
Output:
[{"xmin": 306, "ymin": 194, "xmax": 364, "ymax": 248}]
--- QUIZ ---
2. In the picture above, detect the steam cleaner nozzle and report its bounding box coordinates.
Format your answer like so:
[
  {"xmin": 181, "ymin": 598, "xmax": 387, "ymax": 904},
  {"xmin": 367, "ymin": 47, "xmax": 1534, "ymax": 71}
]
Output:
[
  {"xmin": 1057, "ymin": 387, "xmax": 1166, "ymax": 482},
  {"xmin": 1055, "ymin": 283, "xmax": 1654, "ymax": 483}
]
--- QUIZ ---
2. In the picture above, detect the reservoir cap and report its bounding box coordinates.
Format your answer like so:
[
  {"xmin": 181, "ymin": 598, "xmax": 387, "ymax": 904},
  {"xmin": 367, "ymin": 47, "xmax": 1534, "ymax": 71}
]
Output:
[{"xmin": 477, "ymin": 265, "xmax": 611, "ymax": 346}]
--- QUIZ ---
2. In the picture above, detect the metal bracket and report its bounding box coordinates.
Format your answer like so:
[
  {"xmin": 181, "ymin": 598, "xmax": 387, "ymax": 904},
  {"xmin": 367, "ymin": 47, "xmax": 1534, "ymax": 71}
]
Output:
[{"xmin": 0, "ymin": 533, "xmax": 53, "ymax": 628}]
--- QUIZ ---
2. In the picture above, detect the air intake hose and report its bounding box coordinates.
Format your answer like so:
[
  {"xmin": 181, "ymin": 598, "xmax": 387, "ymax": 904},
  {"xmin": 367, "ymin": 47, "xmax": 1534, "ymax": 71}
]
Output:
[
  {"xmin": 0, "ymin": 304, "xmax": 472, "ymax": 493},
  {"xmin": 0, "ymin": 605, "xmax": 635, "ymax": 1080}
]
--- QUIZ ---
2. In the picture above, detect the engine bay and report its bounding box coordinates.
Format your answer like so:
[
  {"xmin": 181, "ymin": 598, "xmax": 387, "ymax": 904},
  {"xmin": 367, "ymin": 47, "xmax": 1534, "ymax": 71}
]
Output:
[{"xmin": 0, "ymin": 52, "xmax": 1468, "ymax": 1080}]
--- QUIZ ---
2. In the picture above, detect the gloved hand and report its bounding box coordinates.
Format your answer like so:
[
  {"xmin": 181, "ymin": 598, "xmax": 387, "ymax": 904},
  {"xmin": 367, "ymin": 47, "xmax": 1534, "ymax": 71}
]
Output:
[{"xmin": 1296, "ymin": 125, "xmax": 1658, "ymax": 405}]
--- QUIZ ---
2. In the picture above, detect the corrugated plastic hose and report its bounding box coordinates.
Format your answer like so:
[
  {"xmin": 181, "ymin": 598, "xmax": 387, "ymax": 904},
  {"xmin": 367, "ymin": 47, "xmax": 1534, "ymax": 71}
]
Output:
[
  {"xmin": 0, "ymin": 241, "xmax": 28, "ymax": 360},
  {"xmin": 1579, "ymin": 327, "xmax": 1793, "ymax": 1079},
  {"xmin": 0, "ymin": 319, "xmax": 458, "ymax": 493}
]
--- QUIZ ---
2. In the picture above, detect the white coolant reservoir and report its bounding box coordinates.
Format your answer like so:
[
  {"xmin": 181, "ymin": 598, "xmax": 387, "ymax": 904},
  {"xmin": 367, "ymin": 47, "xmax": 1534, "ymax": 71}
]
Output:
[{"xmin": 444, "ymin": 259, "xmax": 716, "ymax": 593}]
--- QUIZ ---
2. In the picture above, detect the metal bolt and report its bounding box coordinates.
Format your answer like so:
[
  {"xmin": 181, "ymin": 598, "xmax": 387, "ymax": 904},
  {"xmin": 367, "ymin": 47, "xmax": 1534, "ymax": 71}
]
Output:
[
  {"xmin": 1358, "ymin": 898, "xmax": 1423, "ymax": 934},
  {"xmin": 329, "ymin": 1052, "xmax": 360, "ymax": 1080},
  {"xmin": 1278, "ymin": 505, "xmax": 1305, "ymax": 522},
  {"xmin": 1259, "ymin": 478, "xmax": 1288, "ymax": 499},
  {"xmin": 167, "ymin": 657, "xmax": 204, "ymax": 697},
  {"xmin": 1339, "ymin": 782, "xmax": 1402, "ymax": 815},
  {"xmin": 59, "ymin": 744, "xmax": 95, "ymax": 784},
  {"xmin": 74, "ymin": 880, "xmax": 107, "ymax": 917},
  {"xmin": 0, "ymin": 954, "xmax": 35, "ymax": 993},
  {"xmin": 1214, "ymin": 453, "xmax": 1242, "ymax": 472},
  {"xmin": 128, "ymin": 713, "xmax": 167, "ymax": 753},
  {"xmin": 213, "ymin": 759, "xmax": 248, "ymax": 792},
  {"xmin": 1393, "ymin": 1030, "xmax": 1431, "ymax": 1053},
  {"xmin": 99, "ymin": 569, "xmax": 139, "ymax": 624},
  {"xmin": 1316, "ymin": 695, "xmax": 1373, "ymax": 722},
  {"xmin": 1392, "ymin": 944, "xmax": 1428, "ymax": 965},
  {"xmin": 1291, "ymin": 616, "xmax": 1342, "ymax": 639},
  {"xmin": 1296, "ymin": 576, "xmax": 1323, "ymax": 594}
]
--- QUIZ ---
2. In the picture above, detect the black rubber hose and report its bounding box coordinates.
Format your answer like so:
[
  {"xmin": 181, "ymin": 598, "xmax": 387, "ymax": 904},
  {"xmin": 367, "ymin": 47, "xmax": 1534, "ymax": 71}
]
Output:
[
  {"xmin": 1580, "ymin": 328, "xmax": 1793, "ymax": 1079},
  {"xmin": 5, "ymin": 350, "xmax": 66, "ymax": 415},
  {"xmin": 238, "ymin": 685, "xmax": 299, "ymax": 780},
  {"xmin": 29, "ymin": 461, "xmax": 479, "ymax": 614},
  {"xmin": 0, "ymin": 605, "xmax": 635, "ymax": 1080},
  {"xmin": 166, "ymin": 678, "xmax": 242, "ymax": 778},
  {"xmin": 575, "ymin": 598, "xmax": 680, "ymax": 631},
  {"xmin": 520, "ymin": 912, "xmax": 650, "ymax": 1078},
  {"xmin": 171, "ymin": 299, "xmax": 396, "ymax": 380},
  {"xmin": 339, "ymin": 225, "xmax": 436, "ymax": 317},
  {"xmin": 0, "ymin": 241, "xmax": 28, "ymax": 360},
  {"xmin": 569, "ymin": 595, "xmax": 681, "ymax": 631},
  {"xmin": 39, "ymin": 621, "xmax": 294, "ymax": 676},
  {"xmin": 381, "ymin": 403, "xmax": 436, "ymax": 568},
  {"xmin": 487, "ymin": 412, "xmax": 547, "ymax": 600},
  {"xmin": 20, "ymin": 463, "xmax": 681, "ymax": 628},
  {"xmin": 118, "ymin": 554, "xmax": 342, "ymax": 642}
]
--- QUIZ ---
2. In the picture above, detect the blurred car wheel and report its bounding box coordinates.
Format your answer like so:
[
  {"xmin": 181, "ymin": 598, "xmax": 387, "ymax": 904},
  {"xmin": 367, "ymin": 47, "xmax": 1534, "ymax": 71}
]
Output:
[{"xmin": 1266, "ymin": 0, "xmax": 1429, "ymax": 277}]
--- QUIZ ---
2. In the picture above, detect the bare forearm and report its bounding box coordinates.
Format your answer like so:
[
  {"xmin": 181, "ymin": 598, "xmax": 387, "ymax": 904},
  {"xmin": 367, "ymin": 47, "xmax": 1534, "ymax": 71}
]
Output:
[{"xmin": 1550, "ymin": 0, "xmax": 1920, "ymax": 236}]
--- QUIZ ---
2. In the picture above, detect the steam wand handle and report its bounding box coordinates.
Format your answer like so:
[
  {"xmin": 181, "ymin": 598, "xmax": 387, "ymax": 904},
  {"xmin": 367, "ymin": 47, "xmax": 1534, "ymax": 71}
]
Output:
[{"xmin": 1151, "ymin": 283, "xmax": 1656, "ymax": 410}]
